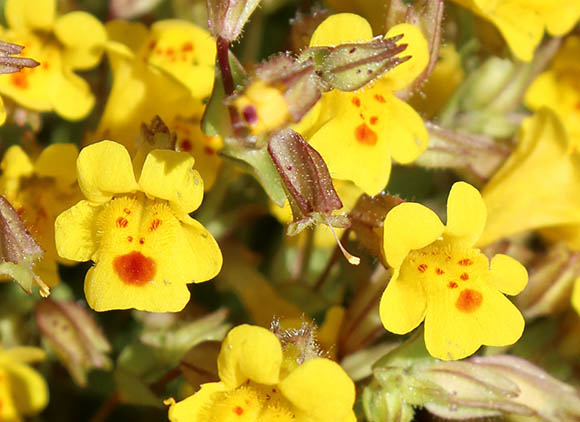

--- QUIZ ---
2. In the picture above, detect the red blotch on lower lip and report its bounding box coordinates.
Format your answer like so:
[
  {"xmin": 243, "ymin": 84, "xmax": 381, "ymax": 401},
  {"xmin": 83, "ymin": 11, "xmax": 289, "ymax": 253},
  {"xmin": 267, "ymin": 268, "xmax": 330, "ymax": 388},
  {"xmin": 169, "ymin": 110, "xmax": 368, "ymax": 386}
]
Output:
[
  {"xmin": 354, "ymin": 123, "xmax": 377, "ymax": 145},
  {"xmin": 113, "ymin": 251, "xmax": 156, "ymax": 286},
  {"xmin": 180, "ymin": 139, "xmax": 192, "ymax": 151},
  {"xmin": 233, "ymin": 406, "xmax": 244, "ymax": 415},
  {"xmin": 455, "ymin": 289, "xmax": 482, "ymax": 313}
]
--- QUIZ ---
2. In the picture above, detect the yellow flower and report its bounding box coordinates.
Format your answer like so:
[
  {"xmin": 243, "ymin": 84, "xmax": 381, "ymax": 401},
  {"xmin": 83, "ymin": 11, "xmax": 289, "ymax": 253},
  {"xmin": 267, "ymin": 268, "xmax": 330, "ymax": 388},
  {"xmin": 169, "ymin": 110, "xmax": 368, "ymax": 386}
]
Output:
[
  {"xmin": 54, "ymin": 141, "xmax": 222, "ymax": 312},
  {"xmin": 0, "ymin": 0, "xmax": 106, "ymax": 120},
  {"xmin": 0, "ymin": 143, "xmax": 81, "ymax": 292},
  {"xmin": 573, "ymin": 278, "xmax": 580, "ymax": 316},
  {"xmin": 0, "ymin": 346, "xmax": 49, "ymax": 422},
  {"xmin": 306, "ymin": 14, "xmax": 429, "ymax": 196},
  {"xmin": 451, "ymin": 0, "xmax": 580, "ymax": 62},
  {"xmin": 525, "ymin": 36, "xmax": 580, "ymax": 147},
  {"xmin": 166, "ymin": 324, "xmax": 356, "ymax": 422},
  {"xmin": 479, "ymin": 108, "xmax": 580, "ymax": 248},
  {"xmin": 380, "ymin": 182, "xmax": 527, "ymax": 360}
]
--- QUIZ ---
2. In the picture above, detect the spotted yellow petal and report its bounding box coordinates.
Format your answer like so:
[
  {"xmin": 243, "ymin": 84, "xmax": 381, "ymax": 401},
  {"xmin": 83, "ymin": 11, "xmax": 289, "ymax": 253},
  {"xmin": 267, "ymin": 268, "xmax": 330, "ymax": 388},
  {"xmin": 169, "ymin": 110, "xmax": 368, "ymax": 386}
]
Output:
[
  {"xmin": 445, "ymin": 182, "xmax": 487, "ymax": 246},
  {"xmin": 55, "ymin": 200, "xmax": 100, "ymax": 262},
  {"xmin": 138, "ymin": 149, "xmax": 203, "ymax": 216},
  {"xmin": 279, "ymin": 358, "xmax": 355, "ymax": 422},
  {"xmin": 35, "ymin": 143, "xmax": 78, "ymax": 188},
  {"xmin": 381, "ymin": 23, "xmax": 429, "ymax": 91},
  {"xmin": 379, "ymin": 270, "xmax": 427, "ymax": 334},
  {"xmin": 383, "ymin": 202, "xmax": 444, "ymax": 268},
  {"xmin": 309, "ymin": 13, "xmax": 373, "ymax": 47},
  {"xmin": 167, "ymin": 383, "xmax": 225, "ymax": 422},
  {"xmin": 488, "ymin": 254, "xmax": 528, "ymax": 296},
  {"xmin": 424, "ymin": 281, "xmax": 524, "ymax": 360},
  {"xmin": 54, "ymin": 11, "xmax": 106, "ymax": 70},
  {"xmin": 77, "ymin": 141, "xmax": 139, "ymax": 203},
  {"xmin": 218, "ymin": 325, "xmax": 282, "ymax": 389}
]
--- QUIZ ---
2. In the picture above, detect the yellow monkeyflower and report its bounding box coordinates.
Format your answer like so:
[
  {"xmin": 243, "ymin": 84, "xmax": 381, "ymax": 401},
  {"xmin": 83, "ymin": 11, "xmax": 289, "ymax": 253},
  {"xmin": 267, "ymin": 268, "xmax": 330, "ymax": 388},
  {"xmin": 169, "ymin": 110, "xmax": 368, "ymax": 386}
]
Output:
[
  {"xmin": 525, "ymin": 36, "xmax": 580, "ymax": 147},
  {"xmin": 166, "ymin": 324, "xmax": 356, "ymax": 422},
  {"xmin": 573, "ymin": 278, "xmax": 580, "ymax": 316},
  {"xmin": 54, "ymin": 141, "xmax": 222, "ymax": 312},
  {"xmin": 380, "ymin": 182, "xmax": 527, "ymax": 360},
  {"xmin": 306, "ymin": 14, "xmax": 429, "ymax": 196},
  {"xmin": 451, "ymin": 0, "xmax": 580, "ymax": 62},
  {"xmin": 0, "ymin": 143, "xmax": 81, "ymax": 292},
  {"xmin": 479, "ymin": 108, "xmax": 580, "ymax": 248},
  {"xmin": 0, "ymin": 0, "xmax": 106, "ymax": 120},
  {"xmin": 0, "ymin": 346, "xmax": 49, "ymax": 422}
]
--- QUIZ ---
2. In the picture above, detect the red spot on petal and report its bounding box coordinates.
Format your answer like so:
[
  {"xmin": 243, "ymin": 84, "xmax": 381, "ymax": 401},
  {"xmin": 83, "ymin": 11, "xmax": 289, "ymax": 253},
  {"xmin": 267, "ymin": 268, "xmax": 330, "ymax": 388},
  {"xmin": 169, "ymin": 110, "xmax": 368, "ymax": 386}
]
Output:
[
  {"xmin": 182, "ymin": 42, "xmax": 194, "ymax": 52},
  {"xmin": 458, "ymin": 258, "xmax": 473, "ymax": 266},
  {"xmin": 417, "ymin": 264, "xmax": 428, "ymax": 273},
  {"xmin": 155, "ymin": 48, "xmax": 163, "ymax": 55},
  {"xmin": 123, "ymin": 208, "xmax": 131, "ymax": 215},
  {"xmin": 455, "ymin": 289, "xmax": 483, "ymax": 313},
  {"xmin": 127, "ymin": 236, "xmax": 133, "ymax": 242},
  {"xmin": 436, "ymin": 268, "xmax": 444, "ymax": 275},
  {"xmin": 180, "ymin": 139, "xmax": 192, "ymax": 151},
  {"xmin": 374, "ymin": 94, "xmax": 386, "ymax": 103},
  {"xmin": 448, "ymin": 281, "xmax": 458, "ymax": 289},
  {"xmin": 11, "ymin": 71, "xmax": 28, "ymax": 89},
  {"xmin": 139, "ymin": 238, "xmax": 145, "ymax": 245},
  {"xmin": 149, "ymin": 218, "xmax": 162, "ymax": 231},
  {"xmin": 148, "ymin": 40, "xmax": 157, "ymax": 50},
  {"xmin": 166, "ymin": 47, "xmax": 175, "ymax": 55},
  {"xmin": 42, "ymin": 62, "xmax": 50, "ymax": 70},
  {"xmin": 370, "ymin": 116, "xmax": 378, "ymax": 125},
  {"xmin": 460, "ymin": 272, "xmax": 469, "ymax": 281},
  {"xmin": 234, "ymin": 406, "xmax": 244, "ymax": 415},
  {"xmin": 204, "ymin": 146, "xmax": 215, "ymax": 155},
  {"xmin": 354, "ymin": 123, "xmax": 377, "ymax": 146},
  {"xmin": 352, "ymin": 97, "xmax": 361, "ymax": 107},
  {"xmin": 116, "ymin": 217, "xmax": 128, "ymax": 228},
  {"xmin": 113, "ymin": 251, "xmax": 156, "ymax": 285}
]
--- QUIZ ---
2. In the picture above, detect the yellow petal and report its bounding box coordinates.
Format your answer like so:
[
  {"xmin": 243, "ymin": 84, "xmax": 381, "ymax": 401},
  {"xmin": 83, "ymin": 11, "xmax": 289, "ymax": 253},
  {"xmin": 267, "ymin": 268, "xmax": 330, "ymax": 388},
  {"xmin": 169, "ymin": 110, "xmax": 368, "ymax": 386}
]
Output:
[
  {"xmin": 6, "ymin": 362, "xmax": 49, "ymax": 415},
  {"xmin": 309, "ymin": 13, "xmax": 373, "ymax": 47},
  {"xmin": 51, "ymin": 69, "xmax": 95, "ymax": 120},
  {"xmin": 5, "ymin": 0, "xmax": 55, "ymax": 31},
  {"xmin": 524, "ymin": 71, "xmax": 560, "ymax": 112},
  {"xmin": 488, "ymin": 254, "xmax": 528, "ymax": 296},
  {"xmin": 379, "ymin": 270, "xmax": 427, "ymax": 334},
  {"xmin": 0, "ymin": 96, "xmax": 6, "ymax": 126},
  {"xmin": 35, "ymin": 143, "xmax": 79, "ymax": 188},
  {"xmin": 424, "ymin": 282, "xmax": 524, "ymax": 360},
  {"xmin": 55, "ymin": 200, "xmax": 100, "ymax": 262},
  {"xmin": 279, "ymin": 358, "xmax": 355, "ymax": 422},
  {"xmin": 1, "ymin": 145, "xmax": 34, "ymax": 180},
  {"xmin": 382, "ymin": 23, "xmax": 429, "ymax": 91},
  {"xmin": 77, "ymin": 141, "xmax": 139, "ymax": 203},
  {"xmin": 0, "ymin": 367, "xmax": 19, "ymax": 421},
  {"xmin": 167, "ymin": 382, "xmax": 225, "ymax": 422},
  {"xmin": 445, "ymin": 182, "xmax": 486, "ymax": 246},
  {"xmin": 179, "ymin": 217, "xmax": 222, "ymax": 283},
  {"xmin": 54, "ymin": 11, "xmax": 106, "ymax": 70},
  {"xmin": 572, "ymin": 277, "xmax": 580, "ymax": 315},
  {"xmin": 106, "ymin": 20, "xmax": 149, "ymax": 53},
  {"xmin": 138, "ymin": 150, "xmax": 203, "ymax": 216},
  {"xmin": 218, "ymin": 325, "xmax": 282, "ymax": 389},
  {"xmin": 383, "ymin": 202, "xmax": 444, "ymax": 268}
]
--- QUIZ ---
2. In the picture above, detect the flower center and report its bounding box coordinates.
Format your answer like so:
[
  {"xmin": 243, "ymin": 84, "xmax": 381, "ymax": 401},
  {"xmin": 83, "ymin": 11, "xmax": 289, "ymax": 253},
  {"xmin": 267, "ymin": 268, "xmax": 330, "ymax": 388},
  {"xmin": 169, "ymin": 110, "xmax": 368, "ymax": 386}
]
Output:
[
  {"xmin": 209, "ymin": 382, "xmax": 296, "ymax": 422},
  {"xmin": 402, "ymin": 239, "xmax": 488, "ymax": 313}
]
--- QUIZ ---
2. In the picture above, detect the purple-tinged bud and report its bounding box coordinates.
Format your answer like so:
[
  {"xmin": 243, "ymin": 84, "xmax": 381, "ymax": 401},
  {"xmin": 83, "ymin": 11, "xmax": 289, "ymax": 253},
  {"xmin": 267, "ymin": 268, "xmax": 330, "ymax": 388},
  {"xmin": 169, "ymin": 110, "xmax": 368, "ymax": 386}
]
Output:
[
  {"xmin": 206, "ymin": 0, "xmax": 261, "ymax": 42},
  {"xmin": 35, "ymin": 299, "xmax": 112, "ymax": 386}
]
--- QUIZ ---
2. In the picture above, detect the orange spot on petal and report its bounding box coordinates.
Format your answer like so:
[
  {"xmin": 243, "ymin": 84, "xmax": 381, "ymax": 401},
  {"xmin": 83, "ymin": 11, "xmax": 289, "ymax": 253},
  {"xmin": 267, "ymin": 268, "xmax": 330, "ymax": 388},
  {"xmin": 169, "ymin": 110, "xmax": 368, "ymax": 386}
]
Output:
[
  {"xmin": 127, "ymin": 236, "xmax": 133, "ymax": 242},
  {"xmin": 354, "ymin": 123, "xmax": 377, "ymax": 146},
  {"xmin": 460, "ymin": 272, "xmax": 469, "ymax": 281},
  {"xmin": 455, "ymin": 289, "xmax": 483, "ymax": 313},
  {"xmin": 370, "ymin": 116, "xmax": 378, "ymax": 125},
  {"xmin": 436, "ymin": 268, "xmax": 444, "ymax": 275},
  {"xmin": 374, "ymin": 94, "xmax": 386, "ymax": 103},
  {"xmin": 139, "ymin": 238, "xmax": 145, "ymax": 245},
  {"xmin": 458, "ymin": 258, "xmax": 473, "ymax": 266},
  {"xmin": 234, "ymin": 406, "xmax": 244, "ymax": 415},
  {"xmin": 11, "ymin": 71, "xmax": 28, "ymax": 89},
  {"xmin": 352, "ymin": 97, "xmax": 361, "ymax": 107},
  {"xmin": 448, "ymin": 281, "xmax": 458, "ymax": 289},
  {"xmin": 204, "ymin": 146, "xmax": 215, "ymax": 155},
  {"xmin": 180, "ymin": 139, "xmax": 192, "ymax": 151},
  {"xmin": 116, "ymin": 217, "xmax": 128, "ymax": 228},
  {"xmin": 417, "ymin": 264, "xmax": 428, "ymax": 273},
  {"xmin": 149, "ymin": 218, "xmax": 162, "ymax": 231},
  {"xmin": 182, "ymin": 42, "xmax": 194, "ymax": 52},
  {"xmin": 113, "ymin": 251, "xmax": 156, "ymax": 285}
]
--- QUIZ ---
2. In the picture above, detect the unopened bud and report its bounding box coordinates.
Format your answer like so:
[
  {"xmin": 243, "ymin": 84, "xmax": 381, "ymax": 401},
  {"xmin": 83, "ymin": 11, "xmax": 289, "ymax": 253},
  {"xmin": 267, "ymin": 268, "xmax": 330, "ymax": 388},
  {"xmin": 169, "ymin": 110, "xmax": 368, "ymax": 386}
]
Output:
[
  {"xmin": 0, "ymin": 195, "xmax": 47, "ymax": 295},
  {"xmin": 314, "ymin": 35, "xmax": 409, "ymax": 91},
  {"xmin": 206, "ymin": 0, "xmax": 261, "ymax": 42}
]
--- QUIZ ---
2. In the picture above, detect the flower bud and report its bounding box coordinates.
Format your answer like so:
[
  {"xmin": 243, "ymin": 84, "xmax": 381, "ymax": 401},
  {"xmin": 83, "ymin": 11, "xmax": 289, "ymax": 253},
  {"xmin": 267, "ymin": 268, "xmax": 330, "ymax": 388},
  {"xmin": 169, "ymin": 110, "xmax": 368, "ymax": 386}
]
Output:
[{"xmin": 206, "ymin": 0, "xmax": 261, "ymax": 42}]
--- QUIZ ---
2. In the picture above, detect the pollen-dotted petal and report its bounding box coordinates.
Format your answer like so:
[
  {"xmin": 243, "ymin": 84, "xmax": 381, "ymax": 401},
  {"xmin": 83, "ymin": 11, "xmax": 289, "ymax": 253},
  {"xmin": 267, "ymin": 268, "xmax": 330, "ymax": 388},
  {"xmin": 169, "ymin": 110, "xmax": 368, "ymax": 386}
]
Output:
[
  {"xmin": 424, "ymin": 281, "xmax": 525, "ymax": 360},
  {"xmin": 488, "ymin": 254, "xmax": 528, "ymax": 296},
  {"xmin": 167, "ymin": 383, "xmax": 225, "ymax": 422},
  {"xmin": 218, "ymin": 325, "xmax": 282, "ymax": 389},
  {"xmin": 445, "ymin": 181, "xmax": 487, "ymax": 246},
  {"xmin": 309, "ymin": 13, "xmax": 373, "ymax": 47},
  {"xmin": 379, "ymin": 270, "xmax": 427, "ymax": 334},
  {"xmin": 54, "ymin": 11, "xmax": 106, "ymax": 70},
  {"xmin": 54, "ymin": 200, "xmax": 100, "ymax": 262},
  {"xmin": 77, "ymin": 141, "xmax": 139, "ymax": 203},
  {"xmin": 35, "ymin": 143, "xmax": 79, "ymax": 189},
  {"xmin": 381, "ymin": 23, "xmax": 429, "ymax": 91},
  {"xmin": 138, "ymin": 150, "xmax": 203, "ymax": 216},
  {"xmin": 383, "ymin": 202, "xmax": 444, "ymax": 268},
  {"xmin": 279, "ymin": 358, "xmax": 355, "ymax": 422}
]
